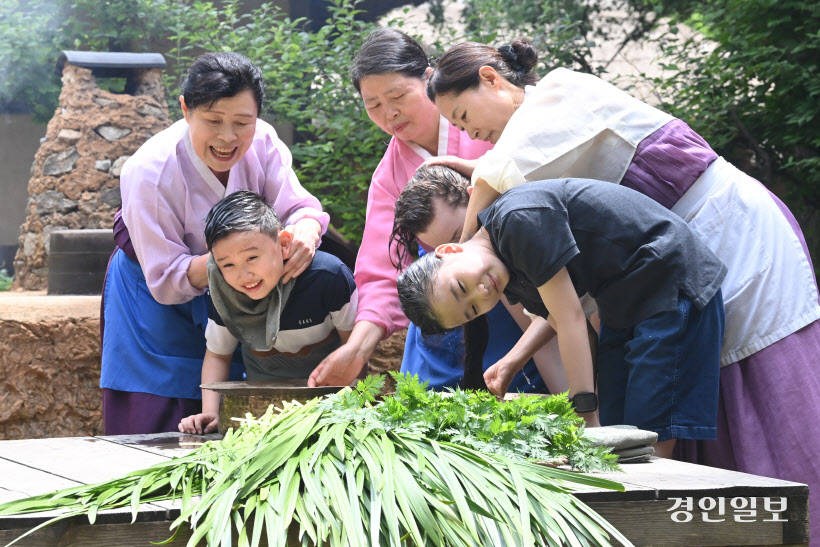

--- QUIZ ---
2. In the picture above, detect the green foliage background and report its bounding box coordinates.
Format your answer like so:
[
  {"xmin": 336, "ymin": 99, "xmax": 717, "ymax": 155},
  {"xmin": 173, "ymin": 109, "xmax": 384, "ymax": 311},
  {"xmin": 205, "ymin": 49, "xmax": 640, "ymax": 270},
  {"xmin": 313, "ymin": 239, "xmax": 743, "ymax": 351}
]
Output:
[{"xmin": 1, "ymin": 0, "xmax": 818, "ymax": 256}]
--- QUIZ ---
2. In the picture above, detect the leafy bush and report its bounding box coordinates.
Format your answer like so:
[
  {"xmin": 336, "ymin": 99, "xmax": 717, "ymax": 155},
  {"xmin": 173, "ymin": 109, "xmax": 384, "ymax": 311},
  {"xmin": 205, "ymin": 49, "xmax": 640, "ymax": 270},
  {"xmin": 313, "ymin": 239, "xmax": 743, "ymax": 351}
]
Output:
[
  {"xmin": 0, "ymin": 269, "xmax": 12, "ymax": 291},
  {"xmin": 646, "ymin": 0, "xmax": 820, "ymax": 264}
]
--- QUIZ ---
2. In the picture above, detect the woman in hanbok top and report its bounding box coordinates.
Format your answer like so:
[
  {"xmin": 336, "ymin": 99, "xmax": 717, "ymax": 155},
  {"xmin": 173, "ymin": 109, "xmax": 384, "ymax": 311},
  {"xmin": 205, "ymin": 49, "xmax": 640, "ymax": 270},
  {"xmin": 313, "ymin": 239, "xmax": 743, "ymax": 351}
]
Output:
[
  {"xmin": 102, "ymin": 52, "xmax": 329, "ymax": 435},
  {"xmin": 427, "ymin": 38, "xmax": 820, "ymax": 542},
  {"xmin": 307, "ymin": 28, "xmax": 566, "ymax": 394}
]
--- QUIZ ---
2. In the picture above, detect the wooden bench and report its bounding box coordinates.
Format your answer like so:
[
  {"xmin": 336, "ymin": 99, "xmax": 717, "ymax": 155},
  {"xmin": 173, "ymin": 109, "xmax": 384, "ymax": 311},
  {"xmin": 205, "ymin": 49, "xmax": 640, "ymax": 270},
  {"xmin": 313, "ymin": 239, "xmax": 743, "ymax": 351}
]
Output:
[{"xmin": 0, "ymin": 432, "xmax": 809, "ymax": 546}]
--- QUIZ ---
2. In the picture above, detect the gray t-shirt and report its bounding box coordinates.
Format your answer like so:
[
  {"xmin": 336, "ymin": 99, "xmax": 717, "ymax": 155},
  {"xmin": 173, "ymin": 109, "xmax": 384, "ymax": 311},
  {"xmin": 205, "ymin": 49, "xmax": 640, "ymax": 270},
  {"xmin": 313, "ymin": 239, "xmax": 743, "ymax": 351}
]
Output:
[{"xmin": 477, "ymin": 179, "xmax": 727, "ymax": 328}]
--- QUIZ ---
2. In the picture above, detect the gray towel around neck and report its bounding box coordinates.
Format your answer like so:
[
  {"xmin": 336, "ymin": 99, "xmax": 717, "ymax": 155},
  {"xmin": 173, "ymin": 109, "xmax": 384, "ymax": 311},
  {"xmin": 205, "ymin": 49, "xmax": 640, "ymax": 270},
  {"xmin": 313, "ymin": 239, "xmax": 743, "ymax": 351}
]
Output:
[{"xmin": 207, "ymin": 254, "xmax": 295, "ymax": 351}]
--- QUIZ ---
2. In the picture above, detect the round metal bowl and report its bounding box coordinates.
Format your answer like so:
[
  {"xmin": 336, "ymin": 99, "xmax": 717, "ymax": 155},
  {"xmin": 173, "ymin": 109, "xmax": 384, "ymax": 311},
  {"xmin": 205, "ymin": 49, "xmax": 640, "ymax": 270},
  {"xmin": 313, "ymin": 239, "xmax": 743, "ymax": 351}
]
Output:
[{"xmin": 201, "ymin": 379, "xmax": 345, "ymax": 435}]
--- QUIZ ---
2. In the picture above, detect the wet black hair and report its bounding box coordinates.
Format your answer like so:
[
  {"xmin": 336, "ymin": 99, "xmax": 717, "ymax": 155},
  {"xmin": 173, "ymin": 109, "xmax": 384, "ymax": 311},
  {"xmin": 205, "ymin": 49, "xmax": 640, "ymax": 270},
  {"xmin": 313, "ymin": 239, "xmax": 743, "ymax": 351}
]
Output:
[
  {"xmin": 181, "ymin": 52, "xmax": 265, "ymax": 113},
  {"xmin": 427, "ymin": 38, "xmax": 539, "ymax": 101},
  {"xmin": 204, "ymin": 190, "xmax": 281, "ymax": 251},
  {"xmin": 397, "ymin": 250, "xmax": 489, "ymax": 390},
  {"xmin": 351, "ymin": 27, "xmax": 430, "ymax": 93},
  {"xmin": 390, "ymin": 164, "xmax": 471, "ymax": 270}
]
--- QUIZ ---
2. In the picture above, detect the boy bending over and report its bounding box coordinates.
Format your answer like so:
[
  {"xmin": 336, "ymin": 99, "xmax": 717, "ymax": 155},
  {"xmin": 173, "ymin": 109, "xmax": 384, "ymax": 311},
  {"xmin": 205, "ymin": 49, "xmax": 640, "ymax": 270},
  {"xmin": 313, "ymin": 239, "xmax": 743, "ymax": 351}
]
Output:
[
  {"xmin": 397, "ymin": 166, "xmax": 726, "ymax": 458},
  {"xmin": 179, "ymin": 191, "xmax": 355, "ymax": 434}
]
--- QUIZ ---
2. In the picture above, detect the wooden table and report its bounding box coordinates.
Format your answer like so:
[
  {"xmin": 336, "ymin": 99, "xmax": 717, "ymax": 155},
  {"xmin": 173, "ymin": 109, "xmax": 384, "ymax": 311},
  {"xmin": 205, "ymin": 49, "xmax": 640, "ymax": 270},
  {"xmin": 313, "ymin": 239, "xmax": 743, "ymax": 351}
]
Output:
[{"xmin": 0, "ymin": 432, "xmax": 809, "ymax": 546}]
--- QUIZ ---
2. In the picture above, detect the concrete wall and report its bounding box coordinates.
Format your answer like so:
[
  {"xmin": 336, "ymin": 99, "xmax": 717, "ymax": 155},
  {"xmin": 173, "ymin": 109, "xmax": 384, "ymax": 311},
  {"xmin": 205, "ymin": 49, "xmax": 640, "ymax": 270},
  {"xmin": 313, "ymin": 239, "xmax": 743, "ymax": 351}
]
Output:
[{"xmin": 0, "ymin": 114, "xmax": 46, "ymax": 274}]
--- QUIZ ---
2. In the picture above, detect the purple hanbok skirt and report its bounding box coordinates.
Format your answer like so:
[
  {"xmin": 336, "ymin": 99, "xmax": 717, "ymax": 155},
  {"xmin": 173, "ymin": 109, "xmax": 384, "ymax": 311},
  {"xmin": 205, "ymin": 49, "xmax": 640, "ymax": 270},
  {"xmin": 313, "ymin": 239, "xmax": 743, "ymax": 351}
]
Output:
[{"xmin": 627, "ymin": 119, "xmax": 820, "ymax": 546}]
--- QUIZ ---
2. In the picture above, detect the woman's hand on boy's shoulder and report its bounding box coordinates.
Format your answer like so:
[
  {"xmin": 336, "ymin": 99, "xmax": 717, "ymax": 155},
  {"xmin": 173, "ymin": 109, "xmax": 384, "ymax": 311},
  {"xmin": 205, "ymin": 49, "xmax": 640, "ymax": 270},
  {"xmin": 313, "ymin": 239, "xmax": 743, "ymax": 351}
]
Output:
[
  {"xmin": 178, "ymin": 412, "xmax": 219, "ymax": 435},
  {"xmin": 282, "ymin": 218, "xmax": 321, "ymax": 283}
]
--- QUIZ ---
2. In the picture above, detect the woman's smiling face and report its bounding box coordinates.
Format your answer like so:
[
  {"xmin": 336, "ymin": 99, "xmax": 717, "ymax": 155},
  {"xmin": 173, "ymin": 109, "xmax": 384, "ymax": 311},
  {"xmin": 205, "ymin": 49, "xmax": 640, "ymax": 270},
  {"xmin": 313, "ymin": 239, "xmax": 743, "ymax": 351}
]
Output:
[{"xmin": 182, "ymin": 89, "xmax": 258, "ymax": 178}]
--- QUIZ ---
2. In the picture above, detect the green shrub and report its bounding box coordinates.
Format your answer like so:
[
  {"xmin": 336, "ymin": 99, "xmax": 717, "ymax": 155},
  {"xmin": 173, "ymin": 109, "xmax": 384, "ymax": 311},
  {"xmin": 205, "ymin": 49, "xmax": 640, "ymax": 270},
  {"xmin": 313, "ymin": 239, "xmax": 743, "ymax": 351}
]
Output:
[{"xmin": 0, "ymin": 269, "xmax": 13, "ymax": 291}]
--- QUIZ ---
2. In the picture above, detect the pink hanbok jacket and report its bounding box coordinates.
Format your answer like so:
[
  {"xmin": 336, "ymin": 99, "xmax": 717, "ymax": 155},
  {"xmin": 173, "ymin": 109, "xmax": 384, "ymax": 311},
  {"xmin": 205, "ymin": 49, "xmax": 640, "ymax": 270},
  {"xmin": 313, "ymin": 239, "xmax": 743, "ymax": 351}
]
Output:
[{"xmin": 354, "ymin": 119, "xmax": 492, "ymax": 337}]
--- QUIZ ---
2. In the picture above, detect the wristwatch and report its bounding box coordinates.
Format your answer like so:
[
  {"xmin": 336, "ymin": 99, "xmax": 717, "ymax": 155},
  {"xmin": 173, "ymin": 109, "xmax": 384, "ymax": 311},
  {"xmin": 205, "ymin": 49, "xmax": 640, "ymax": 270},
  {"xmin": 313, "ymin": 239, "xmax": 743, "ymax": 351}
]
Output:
[{"xmin": 569, "ymin": 392, "xmax": 598, "ymax": 413}]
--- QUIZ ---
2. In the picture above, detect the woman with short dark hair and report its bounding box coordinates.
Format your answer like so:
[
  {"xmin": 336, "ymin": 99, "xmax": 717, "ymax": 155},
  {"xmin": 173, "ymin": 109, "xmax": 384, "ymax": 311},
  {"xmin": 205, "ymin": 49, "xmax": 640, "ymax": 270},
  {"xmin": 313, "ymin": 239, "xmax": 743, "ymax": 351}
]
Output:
[{"xmin": 101, "ymin": 52, "xmax": 328, "ymax": 435}]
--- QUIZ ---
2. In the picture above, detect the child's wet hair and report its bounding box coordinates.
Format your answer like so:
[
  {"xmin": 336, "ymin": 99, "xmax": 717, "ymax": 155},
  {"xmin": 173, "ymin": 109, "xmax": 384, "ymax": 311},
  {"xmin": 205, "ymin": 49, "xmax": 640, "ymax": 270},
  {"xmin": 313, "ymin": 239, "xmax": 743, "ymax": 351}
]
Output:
[
  {"xmin": 204, "ymin": 190, "xmax": 282, "ymax": 251},
  {"xmin": 397, "ymin": 251, "xmax": 489, "ymax": 390},
  {"xmin": 390, "ymin": 164, "xmax": 470, "ymax": 269},
  {"xmin": 397, "ymin": 252, "xmax": 448, "ymax": 334}
]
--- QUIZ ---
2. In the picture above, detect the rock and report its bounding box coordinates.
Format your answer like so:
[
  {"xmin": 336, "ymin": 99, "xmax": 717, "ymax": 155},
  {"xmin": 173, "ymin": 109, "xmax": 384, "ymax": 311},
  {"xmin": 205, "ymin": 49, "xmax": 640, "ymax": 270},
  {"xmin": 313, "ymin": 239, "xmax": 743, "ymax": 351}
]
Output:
[
  {"xmin": 95, "ymin": 125, "xmax": 132, "ymax": 142},
  {"xmin": 137, "ymin": 103, "xmax": 166, "ymax": 119},
  {"xmin": 22, "ymin": 233, "xmax": 37, "ymax": 257},
  {"xmin": 57, "ymin": 129, "xmax": 82, "ymax": 144},
  {"xmin": 0, "ymin": 299, "xmax": 103, "ymax": 440},
  {"xmin": 42, "ymin": 148, "xmax": 79, "ymax": 176},
  {"xmin": 13, "ymin": 63, "xmax": 171, "ymax": 292},
  {"xmin": 94, "ymin": 159, "xmax": 111, "ymax": 172},
  {"xmin": 35, "ymin": 191, "xmax": 77, "ymax": 215},
  {"xmin": 110, "ymin": 155, "xmax": 130, "ymax": 177},
  {"xmin": 100, "ymin": 186, "xmax": 122, "ymax": 209},
  {"xmin": 93, "ymin": 97, "xmax": 117, "ymax": 107}
]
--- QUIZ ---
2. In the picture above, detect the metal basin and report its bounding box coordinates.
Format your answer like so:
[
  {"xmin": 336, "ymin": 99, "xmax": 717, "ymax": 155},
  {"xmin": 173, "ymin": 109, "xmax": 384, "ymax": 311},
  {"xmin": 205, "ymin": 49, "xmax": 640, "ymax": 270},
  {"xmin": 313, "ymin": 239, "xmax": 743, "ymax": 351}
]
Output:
[{"xmin": 201, "ymin": 379, "xmax": 344, "ymax": 435}]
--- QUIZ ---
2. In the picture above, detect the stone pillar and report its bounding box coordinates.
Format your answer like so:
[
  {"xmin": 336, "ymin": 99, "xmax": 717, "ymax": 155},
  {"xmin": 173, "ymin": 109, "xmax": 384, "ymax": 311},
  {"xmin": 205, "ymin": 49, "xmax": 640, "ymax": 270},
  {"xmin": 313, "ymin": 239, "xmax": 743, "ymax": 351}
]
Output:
[{"xmin": 12, "ymin": 65, "xmax": 171, "ymax": 290}]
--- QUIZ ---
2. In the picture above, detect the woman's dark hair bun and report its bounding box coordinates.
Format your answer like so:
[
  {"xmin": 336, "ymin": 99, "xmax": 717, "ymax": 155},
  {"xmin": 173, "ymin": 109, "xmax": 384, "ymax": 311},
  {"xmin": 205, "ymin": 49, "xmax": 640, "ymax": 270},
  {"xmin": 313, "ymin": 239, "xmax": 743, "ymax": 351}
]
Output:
[{"xmin": 501, "ymin": 39, "xmax": 537, "ymax": 73}]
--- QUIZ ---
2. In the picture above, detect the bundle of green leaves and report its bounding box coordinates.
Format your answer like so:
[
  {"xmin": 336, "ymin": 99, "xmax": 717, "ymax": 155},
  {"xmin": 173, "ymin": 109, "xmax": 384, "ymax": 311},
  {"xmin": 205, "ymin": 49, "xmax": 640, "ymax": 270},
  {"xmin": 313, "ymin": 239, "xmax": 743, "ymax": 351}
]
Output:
[
  {"xmin": 322, "ymin": 373, "xmax": 619, "ymax": 473},
  {"xmin": 0, "ymin": 375, "xmax": 629, "ymax": 547}
]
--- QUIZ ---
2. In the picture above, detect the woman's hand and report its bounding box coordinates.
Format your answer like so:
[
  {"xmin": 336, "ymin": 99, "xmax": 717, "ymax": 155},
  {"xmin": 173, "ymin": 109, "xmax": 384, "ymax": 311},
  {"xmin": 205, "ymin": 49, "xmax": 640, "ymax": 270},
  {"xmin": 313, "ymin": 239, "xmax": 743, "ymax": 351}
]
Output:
[
  {"xmin": 423, "ymin": 155, "xmax": 479, "ymax": 179},
  {"xmin": 308, "ymin": 343, "xmax": 366, "ymax": 387},
  {"xmin": 282, "ymin": 217, "xmax": 322, "ymax": 283},
  {"xmin": 308, "ymin": 321, "xmax": 384, "ymax": 387}
]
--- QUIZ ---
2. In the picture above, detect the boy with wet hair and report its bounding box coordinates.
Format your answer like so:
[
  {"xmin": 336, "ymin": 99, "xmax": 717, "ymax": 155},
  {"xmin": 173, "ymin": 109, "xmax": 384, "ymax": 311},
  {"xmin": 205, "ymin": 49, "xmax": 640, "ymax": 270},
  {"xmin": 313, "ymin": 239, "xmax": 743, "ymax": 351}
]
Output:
[
  {"xmin": 397, "ymin": 167, "xmax": 726, "ymax": 458},
  {"xmin": 179, "ymin": 190, "xmax": 356, "ymax": 434}
]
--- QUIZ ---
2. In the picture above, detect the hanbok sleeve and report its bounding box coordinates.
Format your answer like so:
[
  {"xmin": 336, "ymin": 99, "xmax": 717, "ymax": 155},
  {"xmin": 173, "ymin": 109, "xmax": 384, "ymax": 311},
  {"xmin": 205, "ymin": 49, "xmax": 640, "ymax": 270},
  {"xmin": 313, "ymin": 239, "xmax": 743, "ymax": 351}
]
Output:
[
  {"xmin": 120, "ymin": 155, "xmax": 205, "ymax": 305},
  {"xmin": 353, "ymin": 159, "xmax": 409, "ymax": 337}
]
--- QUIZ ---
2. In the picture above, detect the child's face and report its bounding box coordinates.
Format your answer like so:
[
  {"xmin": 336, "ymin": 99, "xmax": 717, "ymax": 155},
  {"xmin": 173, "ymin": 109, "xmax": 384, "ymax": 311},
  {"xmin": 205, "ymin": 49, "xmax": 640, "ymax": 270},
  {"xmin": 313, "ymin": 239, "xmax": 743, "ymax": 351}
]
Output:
[
  {"xmin": 429, "ymin": 243, "xmax": 509, "ymax": 329},
  {"xmin": 416, "ymin": 198, "xmax": 468, "ymax": 249},
  {"xmin": 212, "ymin": 229, "xmax": 288, "ymax": 300}
]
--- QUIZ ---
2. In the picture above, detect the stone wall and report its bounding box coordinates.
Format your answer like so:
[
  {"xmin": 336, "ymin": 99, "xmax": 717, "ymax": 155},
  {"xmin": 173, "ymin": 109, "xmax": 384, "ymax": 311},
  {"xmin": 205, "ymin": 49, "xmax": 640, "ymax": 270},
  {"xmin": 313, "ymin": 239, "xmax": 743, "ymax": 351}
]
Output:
[
  {"xmin": 0, "ymin": 294, "xmax": 102, "ymax": 440},
  {"xmin": 12, "ymin": 65, "xmax": 171, "ymax": 290},
  {"xmin": 0, "ymin": 292, "xmax": 406, "ymax": 440}
]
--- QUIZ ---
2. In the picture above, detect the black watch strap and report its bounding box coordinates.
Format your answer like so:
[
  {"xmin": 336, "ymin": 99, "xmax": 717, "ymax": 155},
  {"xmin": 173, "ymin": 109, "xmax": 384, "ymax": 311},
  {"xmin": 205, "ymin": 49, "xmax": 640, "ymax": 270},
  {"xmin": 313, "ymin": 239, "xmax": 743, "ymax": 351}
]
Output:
[{"xmin": 569, "ymin": 392, "xmax": 598, "ymax": 413}]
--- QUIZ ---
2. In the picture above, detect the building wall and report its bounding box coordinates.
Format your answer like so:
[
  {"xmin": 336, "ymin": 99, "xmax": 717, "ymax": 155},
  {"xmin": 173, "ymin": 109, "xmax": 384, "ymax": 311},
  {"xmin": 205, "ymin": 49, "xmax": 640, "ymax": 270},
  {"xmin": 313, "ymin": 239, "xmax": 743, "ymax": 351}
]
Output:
[{"xmin": 0, "ymin": 114, "xmax": 46, "ymax": 274}]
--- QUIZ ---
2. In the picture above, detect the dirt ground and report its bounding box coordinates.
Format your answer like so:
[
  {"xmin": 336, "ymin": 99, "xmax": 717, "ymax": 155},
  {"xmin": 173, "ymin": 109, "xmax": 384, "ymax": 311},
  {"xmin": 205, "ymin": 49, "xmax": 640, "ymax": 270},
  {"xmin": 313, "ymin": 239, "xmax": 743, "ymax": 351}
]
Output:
[{"xmin": 0, "ymin": 291, "xmax": 405, "ymax": 440}]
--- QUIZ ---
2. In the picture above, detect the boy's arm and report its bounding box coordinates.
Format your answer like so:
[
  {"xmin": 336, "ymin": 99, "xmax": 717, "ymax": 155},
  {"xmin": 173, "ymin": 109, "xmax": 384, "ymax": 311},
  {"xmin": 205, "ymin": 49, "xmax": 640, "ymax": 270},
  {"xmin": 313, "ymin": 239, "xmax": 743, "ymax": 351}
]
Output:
[
  {"xmin": 537, "ymin": 267, "xmax": 600, "ymax": 426},
  {"xmin": 179, "ymin": 349, "xmax": 232, "ymax": 434},
  {"xmin": 460, "ymin": 177, "xmax": 501, "ymax": 242}
]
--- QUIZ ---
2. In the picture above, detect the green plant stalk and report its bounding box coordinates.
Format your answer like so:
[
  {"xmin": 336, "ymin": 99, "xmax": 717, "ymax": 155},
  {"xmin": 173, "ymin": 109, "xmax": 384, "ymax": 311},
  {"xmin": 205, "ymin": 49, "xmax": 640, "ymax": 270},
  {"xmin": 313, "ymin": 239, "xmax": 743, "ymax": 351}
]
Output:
[{"xmin": 0, "ymin": 383, "xmax": 630, "ymax": 547}]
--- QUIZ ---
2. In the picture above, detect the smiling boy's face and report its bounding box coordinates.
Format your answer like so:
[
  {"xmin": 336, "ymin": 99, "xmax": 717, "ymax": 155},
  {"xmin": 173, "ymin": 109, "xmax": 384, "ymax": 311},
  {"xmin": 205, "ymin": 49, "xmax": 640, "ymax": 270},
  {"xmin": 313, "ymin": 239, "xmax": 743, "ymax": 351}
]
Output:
[
  {"xmin": 212, "ymin": 229, "xmax": 291, "ymax": 299},
  {"xmin": 429, "ymin": 243, "xmax": 509, "ymax": 329}
]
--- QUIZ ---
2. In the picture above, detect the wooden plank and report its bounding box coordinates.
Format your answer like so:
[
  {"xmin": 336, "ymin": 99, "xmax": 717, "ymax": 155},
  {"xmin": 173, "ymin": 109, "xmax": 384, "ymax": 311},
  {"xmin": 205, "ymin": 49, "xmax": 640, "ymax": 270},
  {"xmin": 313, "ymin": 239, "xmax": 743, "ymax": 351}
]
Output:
[
  {"xmin": 95, "ymin": 432, "xmax": 220, "ymax": 459},
  {"xmin": 586, "ymin": 497, "xmax": 807, "ymax": 546},
  {"xmin": 588, "ymin": 457, "xmax": 807, "ymax": 498},
  {"xmin": 0, "ymin": 459, "xmax": 80, "ymax": 504},
  {"xmin": 0, "ymin": 437, "xmax": 170, "ymax": 485}
]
